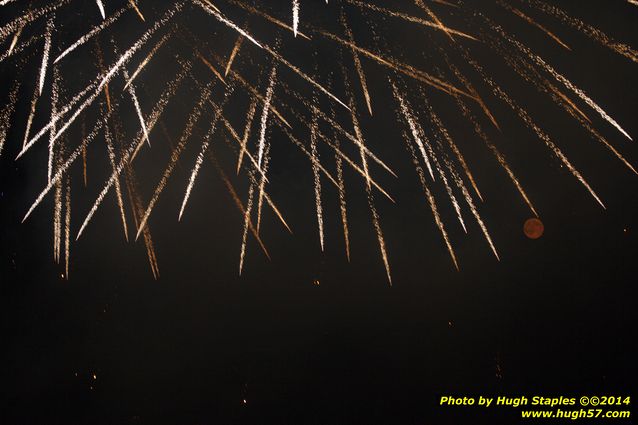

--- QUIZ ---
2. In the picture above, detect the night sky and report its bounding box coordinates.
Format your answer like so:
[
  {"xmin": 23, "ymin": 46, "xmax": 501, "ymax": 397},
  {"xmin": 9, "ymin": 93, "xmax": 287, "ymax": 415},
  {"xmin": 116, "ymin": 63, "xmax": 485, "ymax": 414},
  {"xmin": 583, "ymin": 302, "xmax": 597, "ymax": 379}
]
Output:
[{"xmin": 1, "ymin": 1, "xmax": 637, "ymax": 424}]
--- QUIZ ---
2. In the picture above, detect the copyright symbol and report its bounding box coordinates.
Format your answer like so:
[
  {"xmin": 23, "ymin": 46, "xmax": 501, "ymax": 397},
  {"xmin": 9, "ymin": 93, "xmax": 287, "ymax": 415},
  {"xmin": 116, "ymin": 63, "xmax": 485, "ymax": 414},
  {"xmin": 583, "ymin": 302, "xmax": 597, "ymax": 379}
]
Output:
[
  {"xmin": 590, "ymin": 396, "xmax": 600, "ymax": 406},
  {"xmin": 580, "ymin": 396, "xmax": 589, "ymax": 406}
]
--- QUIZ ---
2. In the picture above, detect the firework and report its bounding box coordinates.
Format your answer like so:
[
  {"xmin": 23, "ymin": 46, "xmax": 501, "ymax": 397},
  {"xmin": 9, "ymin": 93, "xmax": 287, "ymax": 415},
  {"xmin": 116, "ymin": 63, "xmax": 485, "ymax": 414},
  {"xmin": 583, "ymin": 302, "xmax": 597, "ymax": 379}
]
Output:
[{"xmin": 1, "ymin": 0, "xmax": 636, "ymax": 283}]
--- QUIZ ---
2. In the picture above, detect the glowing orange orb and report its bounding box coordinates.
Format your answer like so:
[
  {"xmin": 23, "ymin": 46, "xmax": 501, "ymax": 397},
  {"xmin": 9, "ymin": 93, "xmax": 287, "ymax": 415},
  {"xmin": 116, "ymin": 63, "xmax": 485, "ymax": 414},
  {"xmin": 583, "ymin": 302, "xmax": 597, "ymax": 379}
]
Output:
[{"xmin": 523, "ymin": 218, "xmax": 544, "ymax": 239}]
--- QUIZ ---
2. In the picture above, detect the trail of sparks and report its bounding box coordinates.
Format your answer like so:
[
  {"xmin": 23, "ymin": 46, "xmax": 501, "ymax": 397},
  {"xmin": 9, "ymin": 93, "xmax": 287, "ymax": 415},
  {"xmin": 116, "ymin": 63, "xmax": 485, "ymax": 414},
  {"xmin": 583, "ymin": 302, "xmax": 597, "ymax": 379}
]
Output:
[
  {"xmin": 104, "ymin": 117, "xmax": 130, "ymax": 241},
  {"xmin": 496, "ymin": 0, "xmax": 570, "ymax": 50},
  {"xmin": 341, "ymin": 11, "xmax": 373, "ymax": 115},
  {"xmin": 54, "ymin": 5, "xmax": 131, "ymax": 64},
  {"xmin": 237, "ymin": 98, "xmax": 258, "ymax": 173},
  {"xmin": 0, "ymin": 77, "xmax": 21, "ymax": 156},
  {"xmin": 124, "ymin": 31, "xmax": 171, "ymax": 90},
  {"xmin": 179, "ymin": 88, "xmax": 234, "ymax": 221},
  {"xmin": 522, "ymin": 0, "xmax": 638, "ymax": 63},
  {"xmin": 135, "ymin": 80, "xmax": 214, "ymax": 240},
  {"xmin": 226, "ymin": 0, "xmax": 311, "ymax": 40},
  {"xmin": 402, "ymin": 129, "xmax": 459, "ymax": 270},
  {"xmin": 19, "ymin": 2, "xmax": 184, "ymax": 158},
  {"xmin": 292, "ymin": 0, "xmax": 300, "ymax": 38},
  {"xmin": 225, "ymin": 35, "xmax": 243, "ymax": 77},
  {"xmin": 310, "ymin": 109, "xmax": 325, "ymax": 251},
  {"xmin": 257, "ymin": 66, "xmax": 277, "ymax": 168},
  {"xmin": 343, "ymin": 0, "xmax": 478, "ymax": 40},
  {"xmin": 64, "ymin": 178, "xmax": 71, "ymax": 279}
]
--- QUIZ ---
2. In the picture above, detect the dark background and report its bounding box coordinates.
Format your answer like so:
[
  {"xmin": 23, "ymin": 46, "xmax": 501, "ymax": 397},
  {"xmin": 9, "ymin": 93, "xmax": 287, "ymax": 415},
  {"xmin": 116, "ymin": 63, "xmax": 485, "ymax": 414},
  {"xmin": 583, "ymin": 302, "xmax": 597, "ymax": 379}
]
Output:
[{"xmin": 1, "ymin": 1, "xmax": 637, "ymax": 424}]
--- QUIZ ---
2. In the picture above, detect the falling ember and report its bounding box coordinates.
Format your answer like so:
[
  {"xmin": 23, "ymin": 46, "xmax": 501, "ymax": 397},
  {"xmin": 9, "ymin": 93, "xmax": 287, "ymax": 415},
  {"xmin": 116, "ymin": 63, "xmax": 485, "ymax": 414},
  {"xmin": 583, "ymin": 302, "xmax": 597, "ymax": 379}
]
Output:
[{"xmin": 524, "ymin": 218, "xmax": 544, "ymax": 239}]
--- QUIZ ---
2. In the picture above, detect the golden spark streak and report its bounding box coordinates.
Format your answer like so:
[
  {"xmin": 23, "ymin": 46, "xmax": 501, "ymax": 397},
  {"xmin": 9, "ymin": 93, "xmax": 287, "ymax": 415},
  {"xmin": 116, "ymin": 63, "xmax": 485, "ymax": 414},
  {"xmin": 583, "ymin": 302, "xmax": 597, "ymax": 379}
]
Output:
[
  {"xmin": 402, "ymin": 130, "xmax": 458, "ymax": 270},
  {"xmin": 135, "ymin": 81, "xmax": 214, "ymax": 240},
  {"xmin": 343, "ymin": 0, "xmax": 478, "ymax": 40},
  {"xmin": 225, "ymin": 35, "xmax": 243, "ymax": 76},
  {"xmin": 497, "ymin": 1, "xmax": 570, "ymax": 50},
  {"xmin": 226, "ymin": 0, "xmax": 311, "ymax": 40},
  {"xmin": 104, "ymin": 119, "xmax": 130, "ymax": 241},
  {"xmin": 316, "ymin": 30, "xmax": 474, "ymax": 101},
  {"xmin": 55, "ymin": 5, "xmax": 131, "ymax": 64},
  {"xmin": 341, "ymin": 12, "xmax": 373, "ymax": 115},
  {"xmin": 129, "ymin": 0, "xmax": 145, "ymax": 21},
  {"xmin": 237, "ymin": 99, "xmax": 258, "ymax": 174},
  {"xmin": 195, "ymin": 0, "xmax": 350, "ymax": 110},
  {"xmin": 212, "ymin": 154, "xmax": 270, "ymax": 260},
  {"xmin": 414, "ymin": 0, "xmax": 455, "ymax": 41},
  {"xmin": 310, "ymin": 111, "xmax": 325, "ymax": 251}
]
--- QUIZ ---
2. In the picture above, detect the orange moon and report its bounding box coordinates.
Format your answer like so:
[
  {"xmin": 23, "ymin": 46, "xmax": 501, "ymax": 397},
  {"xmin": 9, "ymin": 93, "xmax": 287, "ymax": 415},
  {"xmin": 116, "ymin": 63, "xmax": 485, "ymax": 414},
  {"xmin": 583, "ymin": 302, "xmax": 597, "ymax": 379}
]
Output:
[{"xmin": 523, "ymin": 218, "xmax": 544, "ymax": 239}]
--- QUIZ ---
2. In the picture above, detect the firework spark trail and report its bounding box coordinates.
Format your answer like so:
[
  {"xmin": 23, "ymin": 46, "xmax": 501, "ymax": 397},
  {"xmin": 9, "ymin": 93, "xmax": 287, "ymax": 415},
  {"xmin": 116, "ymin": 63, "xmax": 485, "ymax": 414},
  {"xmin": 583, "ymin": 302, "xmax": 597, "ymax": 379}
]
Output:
[
  {"xmin": 225, "ymin": 35, "xmax": 243, "ymax": 77},
  {"xmin": 0, "ymin": 0, "xmax": 69, "ymax": 43},
  {"xmin": 104, "ymin": 117, "xmax": 130, "ymax": 241},
  {"xmin": 55, "ymin": 5, "xmax": 131, "ymax": 64},
  {"xmin": 0, "ymin": 0, "xmax": 19, "ymax": 6},
  {"xmin": 429, "ymin": 143, "xmax": 467, "ymax": 233},
  {"xmin": 129, "ymin": 0, "xmax": 145, "ymax": 21},
  {"xmin": 81, "ymin": 119, "xmax": 88, "ymax": 187},
  {"xmin": 522, "ymin": 0, "xmax": 638, "ymax": 63},
  {"xmin": 274, "ymin": 79, "xmax": 396, "ymax": 197},
  {"xmin": 424, "ymin": 95, "xmax": 484, "ymax": 201},
  {"xmin": 495, "ymin": 45, "xmax": 638, "ymax": 175},
  {"xmin": 239, "ymin": 175, "xmax": 255, "ymax": 275},
  {"xmin": 444, "ymin": 155, "xmax": 500, "ymax": 260},
  {"xmin": 414, "ymin": 0, "xmax": 455, "ymax": 41},
  {"xmin": 450, "ymin": 77, "xmax": 539, "ymax": 216},
  {"xmin": 629, "ymin": 0, "xmax": 638, "ymax": 6},
  {"xmin": 274, "ymin": 77, "xmax": 394, "ymax": 176},
  {"xmin": 122, "ymin": 161, "xmax": 160, "ymax": 279},
  {"xmin": 1, "ymin": 32, "xmax": 43, "ymax": 64},
  {"xmin": 179, "ymin": 87, "xmax": 234, "ymax": 221},
  {"xmin": 226, "ymin": 0, "xmax": 311, "ymax": 40},
  {"xmin": 211, "ymin": 152, "xmax": 271, "ymax": 260},
  {"xmin": 19, "ymin": 2, "xmax": 184, "ymax": 158},
  {"xmin": 333, "ymin": 129, "xmax": 351, "ymax": 261},
  {"xmin": 391, "ymin": 82, "xmax": 435, "ymax": 180},
  {"xmin": 95, "ymin": 0, "xmax": 106, "ymax": 19},
  {"xmin": 27, "ymin": 58, "xmax": 192, "ymax": 229},
  {"xmin": 367, "ymin": 187, "xmax": 392, "ymax": 285},
  {"xmin": 7, "ymin": 24, "xmax": 23, "ymax": 56},
  {"xmin": 195, "ymin": 0, "xmax": 350, "ymax": 110},
  {"xmin": 402, "ymin": 129, "xmax": 459, "ymax": 269},
  {"xmin": 198, "ymin": 52, "xmax": 227, "ymax": 85},
  {"xmin": 111, "ymin": 112, "xmax": 160, "ymax": 277},
  {"xmin": 313, "ymin": 128, "xmax": 395, "ymax": 202},
  {"xmin": 135, "ymin": 80, "xmax": 214, "ymax": 240},
  {"xmin": 341, "ymin": 11, "xmax": 373, "ymax": 115},
  {"xmin": 464, "ymin": 52, "xmax": 606, "ymax": 208},
  {"xmin": 218, "ymin": 129, "xmax": 292, "ymax": 234},
  {"xmin": 345, "ymin": 74, "xmax": 391, "ymax": 283},
  {"xmin": 343, "ymin": 0, "xmax": 478, "ymax": 40},
  {"xmin": 0, "ymin": 77, "xmax": 21, "ymax": 156},
  {"xmin": 64, "ymin": 178, "xmax": 71, "ymax": 279},
  {"xmin": 18, "ymin": 82, "xmax": 97, "ymax": 157},
  {"xmin": 316, "ymin": 29, "xmax": 474, "ymax": 101},
  {"xmin": 292, "ymin": 0, "xmax": 300, "ymax": 38},
  {"xmin": 491, "ymin": 24, "xmax": 633, "ymax": 141},
  {"xmin": 257, "ymin": 66, "xmax": 277, "ymax": 168},
  {"xmin": 310, "ymin": 109, "xmax": 325, "ymax": 251},
  {"xmin": 124, "ymin": 31, "xmax": 172, "ymax": 90},
  {"xmin": 496, "ymin": 0, "xmax": 570, "ymax": 50},
  {"xmin": 18, "ymin": 17, "xmax": 53, "ymax": 151},
  {"xmin": 255, "ymin": 141, "xmax": 271, "ymax": 233},
  {"xmin": 47, "ymin": 65, "xmax": 60, "ymax": 183},
  {"xmin": 121, "ymin": 66, "xmax": 151, "ymax": 146},
  {"xmin": 53, "ymin": 172, "xmax": 62, "ymax": 262},
  {"xmin": 236, "ymin": 98, "xmax": 258, "ymax": 173}
]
